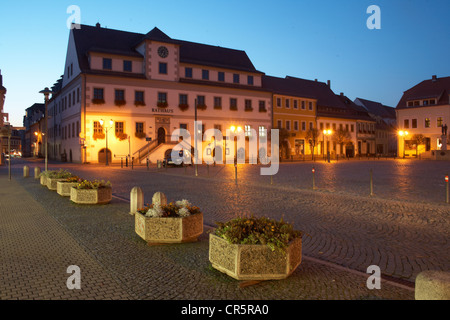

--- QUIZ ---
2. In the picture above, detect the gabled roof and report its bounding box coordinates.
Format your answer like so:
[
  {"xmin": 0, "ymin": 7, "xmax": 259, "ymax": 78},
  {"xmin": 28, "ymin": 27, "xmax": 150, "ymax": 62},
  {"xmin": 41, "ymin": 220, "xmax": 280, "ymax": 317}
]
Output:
[
  {"xmin": 396, "ymin": 76, "xmax": 450, "ymax": 109},
  {"xmin": 336, "ymin": 94, "xmax": 373, "ymax": 121},
  {"xmin": 261, "ymin": 75, "xmax": 316, "ymax": 99},
  {"xmin": 72, "ymin": 24, "xmax": 261, "ymax": 74},
  {"xmin": 355, "ymin": 97, "xmax": 395, "ymax": 119}
]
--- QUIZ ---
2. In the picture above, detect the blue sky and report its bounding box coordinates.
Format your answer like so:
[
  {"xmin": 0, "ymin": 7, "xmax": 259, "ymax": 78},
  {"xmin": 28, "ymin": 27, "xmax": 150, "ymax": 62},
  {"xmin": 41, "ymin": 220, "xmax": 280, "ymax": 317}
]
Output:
[{"xmin": 0, "ymin": 0, "xmax": 449, "ymax": 127}]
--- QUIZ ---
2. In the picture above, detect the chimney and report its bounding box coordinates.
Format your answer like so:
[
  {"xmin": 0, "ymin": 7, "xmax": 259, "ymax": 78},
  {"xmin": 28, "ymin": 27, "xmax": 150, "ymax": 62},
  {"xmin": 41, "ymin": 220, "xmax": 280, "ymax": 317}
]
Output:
[
  {"xmin": 0, "ymin": 69, "xmax": 2, "ymax": 86},
  {"xmin": 432, "ymin": 75, "xmax": 437, "ymax": 82},
  {"xmin": 96, "ymin": 22, "xmax": 101, "ymax": 28},
  {"xmin": 315, "ymin": 79, "xmax": 318, "ymax": 82},
  {"xmin": 340, "ymin": 92, "xmax": 344, "ymax": 96},
  {"xmin": 327, "ymin": 80, "xmax": 331, "ymax": 88}
]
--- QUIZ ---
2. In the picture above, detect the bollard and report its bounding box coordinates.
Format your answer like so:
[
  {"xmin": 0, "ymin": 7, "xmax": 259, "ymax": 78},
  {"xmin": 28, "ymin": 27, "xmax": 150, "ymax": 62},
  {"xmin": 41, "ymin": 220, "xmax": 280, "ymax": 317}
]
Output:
[
  {"xmin": 235, "ymin": 164, "xmax": 237, "ymax": 185},
  {"xmin": 445, "ymin": 174, "xmax": 449, "ymax": 204},
  {"xmin": 34, "ymin": 167, "xmax": 41, "ymax": 179},
  {"xmin": 23, "ymin": 165, "xmax": 30, "ymax": 178},
  {"xmin": 121, "ymin": 158, "xmax": 123, "ymax": 168},
  {"xmin": 146, "ymin": 158, "xmax": 149, "ymax": 171},
  {"xmin": 312, "ymin": 167, "xmax": 316, "ymax": 190},
  {"xmin": 207, "ymin": 164, "xmax": 209, "ymax": 176},
  {"xmin": 130, "ymin": 187, "xmax": 144, "ymax": 215},
  {"xmin": 131, "ymin": 157, "xmax": 134, "ymax": 170},
  {"xmin": 370, "ymin": 169, "xmax": 374, "ymax": 196},
  {"xmin": 126, "ymin": 157, "xmax": 128, "ymax": 167},
  {"xmin": 152, "ymin": 191, "xmax": 167, "ymax": 206}
]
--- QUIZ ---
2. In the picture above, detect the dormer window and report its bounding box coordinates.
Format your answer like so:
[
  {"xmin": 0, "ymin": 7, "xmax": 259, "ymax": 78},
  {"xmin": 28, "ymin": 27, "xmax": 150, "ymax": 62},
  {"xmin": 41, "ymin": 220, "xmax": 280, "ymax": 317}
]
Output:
[
  {"xmin": 202, "ymin": 70, "xmax": 209, "ymax": 80},
  {"xmin": 233, "ymin": 74, "xmax": 240, "ymax": 84},
  {"xmin": 103, "ymin": 58, "xmax": 112, "ymax": 70},
  {"xmin": 123, "ymin": 60, "xmax": 132, "ymax": 72}
]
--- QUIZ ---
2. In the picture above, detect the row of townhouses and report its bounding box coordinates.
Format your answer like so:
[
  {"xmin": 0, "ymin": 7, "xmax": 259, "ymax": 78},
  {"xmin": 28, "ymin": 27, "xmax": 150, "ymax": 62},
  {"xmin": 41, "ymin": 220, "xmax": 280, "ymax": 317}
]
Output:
[{"xmin": 25, "ymin": 24, "xmax": 399, "ymax": 164}]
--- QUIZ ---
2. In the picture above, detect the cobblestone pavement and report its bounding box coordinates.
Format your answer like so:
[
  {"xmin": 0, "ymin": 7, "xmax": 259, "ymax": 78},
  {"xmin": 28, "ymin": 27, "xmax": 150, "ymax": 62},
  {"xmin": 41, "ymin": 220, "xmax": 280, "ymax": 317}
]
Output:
[
  {"xmin": 43, "ymin": 159, "xmax": 449, "ymax": 282},
  {"xmin": 0, "ymin": 167, "xmax": 414, "ymax": 301}
]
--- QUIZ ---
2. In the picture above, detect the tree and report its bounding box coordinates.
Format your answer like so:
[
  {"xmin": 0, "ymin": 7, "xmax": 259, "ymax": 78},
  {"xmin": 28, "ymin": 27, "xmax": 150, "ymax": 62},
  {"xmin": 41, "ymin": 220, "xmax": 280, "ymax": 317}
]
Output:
[
  {"xmin": 306, "ymin": 128, "xmax": 320, "ymax": 161},
  {"xmin": 333, "ymin": 128, "xmax": 352, "ymax": 156},
  {"xmin": 278, "ymin": 128, "xmax": 291, "ymax": 159},
  {"xmin": 411, "ymin": 134, "xmax": 426, "ymax": 157}
]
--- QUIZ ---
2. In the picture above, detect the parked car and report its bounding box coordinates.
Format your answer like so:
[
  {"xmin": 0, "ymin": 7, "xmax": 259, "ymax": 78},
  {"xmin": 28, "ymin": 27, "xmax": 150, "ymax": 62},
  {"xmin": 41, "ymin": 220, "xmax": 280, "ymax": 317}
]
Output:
[{"xmin": 163, "ymin": 149, "xmax": 192, "ymax": 166}]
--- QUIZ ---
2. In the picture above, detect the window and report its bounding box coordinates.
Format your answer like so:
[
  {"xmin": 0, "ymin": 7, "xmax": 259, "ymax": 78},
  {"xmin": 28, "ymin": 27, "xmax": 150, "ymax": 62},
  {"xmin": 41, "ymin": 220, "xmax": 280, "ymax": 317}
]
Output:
[
  {"xmin": 179, "ymin": 94, "xmax": 188, "ymax": 106},
  {"xmin": 233, "ymin": 74, "xmax": 240, "ymax": 84},
  {"xmin": 135, "ymin": 91, "xmax": 145, "ymax": 105},
  {"xmin": 93, "ymin": 121, "xmax": 103, "ymax": 134},
  {"xmin": 425, "ymin": 118, "xmax": 431, "ymax": 128},
  {"xmin": 277, "ymin": 120, "xmax": 282, "ymax": 129},
  {"xmin": 158, "ymin": 92, "xmax": 167, "ymax": 103},
  {"xmin": 73, "ymin": 90, "xmax": 75, "ymax": 105},
  {"xmin": 301, "ymin": 101, "xmax": 306, "ymax": 110},
  {"xmin": 247, "ymin": 75, "xmax": 254, "ymax": 85},
  {"xmin": 301, "ymin": 121, "xmax": 306, "ymax": 131},
  {"xmin": 320, "ymin": 123, "xmax": 324, "ymax": 130},
  {"xmin": 351, "ymin": 124, "xmax": 354, "ymax": 132},
  {"xmin": 259, "ymin": 100, "xmax": 266, "ymax": 112},
  {"xmin": 218, "ymin": 72, "xmax": 225, "ymax": 82},
  {"xmin": 309, "ymin": 102, "xmax": 313, "ymax": 110},
  {"xmin": 77, "ymin": 88, "xmax": 80, "ymax": 103},
  {"xmin": 437, "ymin": 117, "xmax": 443, "ymax": 127},
  {"xmin": 345, "ymin": 124, "xmax": 349, "ymax": 131},
  {"xmin": 332, "ymin": 123, "xmax": 336, "ymax": 131},
  {"xmin": 259, "ymin": 126, "xmax": 267, "ymax": 137},
  {"xmin": 115, "ymin": 89, "xmax": 125, "ymax": 101},
  {"xmin": 115, "ymin": 122, "xmax": 124, "ymax": 134},
  {"xmin": 285, "ymin": 99, "xmax": 290, "ymax": 109},
  {"xmin": 214, "ymin": 97, "xmax": 222, "ymax": 109},
  {"xmin": 180, "ymin": 123, "xmax": 188, "ymax": 131},
  {"xmin": 309, "ymin": 122, "xmax": 314, "ymax": 130},
  {"xmin": 214, "ymin": 124, "xmax": 222, "ymax": 132},
  {"xmin": 294, "ymin": 121, "xmax": 299, "ymax": 131},
  {"xmin": 185, "ymin": 67, "xmax": 192, "ymax": 78},
  {"xmin": 230, "ymin": 98, "xmax": 237, "ymax": 110},
  {"xmin": 277, "ymin": 98, "xmax": 281, "ymax": 108},
  {"xmin": 245, "ymin": 99, "xmax": 252, "ymax": 111},
  {"xmin": 412, "ymin": 119, "xmax": 417, "ymax": 128},
  {"xmin": 123, "ymin": 60, "xmax": 132, "ymax": 72},
  {"xmin": 245, "ymin": 125, "xmax": 252, "ymax": 137},
  {"xmin": 93, "ymin": 88, "xmax": 104, "ymax": 100},
  {"xmin": 68, "ymin": 93, "xmax": 71, "ymax": 108},
  {"xmin": 294, "ymin": 100, "xmax": 298, "ymax": 109},
  {"xmin": 404, "ymin": 119, "xmax": 409, "ymax": 129},
  {"xmin": 159, "ymin": 62, "xmax": 167, "ymax": 74},
  {"xmin": 202, "ymin": 69, "xmax": 209, "ymax": 80},
  {"xmin": 285, "ymin": 120, "xmax": 291, "ymax": 131},
  {"xmin": 136, "ymin": 122, "xmax": 144, "ymax": 134},
  {"xmin": 103, "ymin": 58, "xmax": 112, "ymax": 70},
  {"xmin": 197, "ymin": 95, "xmax": 205, "ymax": 106},
  {"xmin": 72, "ymin": 123, "xmax": 75, "ymax": 138}
]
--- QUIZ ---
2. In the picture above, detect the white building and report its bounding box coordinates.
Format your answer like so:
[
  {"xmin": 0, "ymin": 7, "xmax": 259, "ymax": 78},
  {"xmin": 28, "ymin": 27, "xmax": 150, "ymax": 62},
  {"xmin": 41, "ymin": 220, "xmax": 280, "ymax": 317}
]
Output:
[
  {"xmin": 47, "ymin": 24, "xmax": 272, "ymax": 164},
  {"xmin": 396, "ymin": 75, "xmax": 450, "ymax": 158}
]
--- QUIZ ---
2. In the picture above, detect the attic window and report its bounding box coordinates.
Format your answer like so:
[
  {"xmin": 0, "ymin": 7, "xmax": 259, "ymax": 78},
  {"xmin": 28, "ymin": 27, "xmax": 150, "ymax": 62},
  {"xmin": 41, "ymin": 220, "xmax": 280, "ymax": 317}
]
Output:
[{"xmin": 103, "ymin": 58, "xmax": 112, "ymax": 70}]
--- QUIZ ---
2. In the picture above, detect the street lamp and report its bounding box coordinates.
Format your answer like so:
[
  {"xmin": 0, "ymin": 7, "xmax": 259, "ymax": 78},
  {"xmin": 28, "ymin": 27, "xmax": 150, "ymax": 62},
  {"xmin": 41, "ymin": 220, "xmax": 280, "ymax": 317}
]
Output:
[
  {"xmin": 399, "ymin": 130, "xmax": 409, "ymax": 159},
  {"xmin": 39, "ymin": 87, "xmax": 53, "ymax": 172},
  {"xmin": 323, "ymin": 129, "xmax": 332, "ymax": 163},
  {"xmin": 100, "ymin": 119, "xmax": 113, "ymax": 166}
]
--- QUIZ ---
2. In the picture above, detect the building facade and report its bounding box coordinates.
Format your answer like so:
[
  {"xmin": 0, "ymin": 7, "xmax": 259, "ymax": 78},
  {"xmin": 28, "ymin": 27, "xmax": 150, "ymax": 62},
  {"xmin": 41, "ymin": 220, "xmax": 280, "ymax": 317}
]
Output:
[
  {"xmin": 396, "ymin": 75, "xmax": 450, "ymax": 158},
  {"xmin": 48, "ymin": 24, "xmax": 272, "ymax": 164}
]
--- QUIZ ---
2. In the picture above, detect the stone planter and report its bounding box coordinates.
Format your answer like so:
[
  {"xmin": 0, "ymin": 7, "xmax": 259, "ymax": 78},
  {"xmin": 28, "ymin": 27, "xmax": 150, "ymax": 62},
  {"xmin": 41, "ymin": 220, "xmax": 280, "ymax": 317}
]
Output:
[
  {"xmin": 135, "ymin": 212, "xmax": 203, "ymax": 244},
  {"xmin": 57, "ymin": 181, "xmax": 79, "ymax": 197},
  {"xmin": 40, "ymin": 175, "xmax": 47, "ymax": 186},
  {"xmin": 209, "ymin": 234, "xmax": 302, "ymax": 281},
  {"xmin": 70, "ymin": 187, "xmax": 112, "ymax": 205},
  {"xmin": 47, "ymin": 178, "xmax": 66, "ymax": 191}
]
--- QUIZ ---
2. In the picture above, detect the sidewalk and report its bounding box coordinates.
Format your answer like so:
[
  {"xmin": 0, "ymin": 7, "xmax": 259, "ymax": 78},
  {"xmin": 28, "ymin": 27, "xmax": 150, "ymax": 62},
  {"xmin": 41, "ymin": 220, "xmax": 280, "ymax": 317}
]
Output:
[{"xmin": 0, "ymin": 172, "xmax": 415, "ymax": 300}]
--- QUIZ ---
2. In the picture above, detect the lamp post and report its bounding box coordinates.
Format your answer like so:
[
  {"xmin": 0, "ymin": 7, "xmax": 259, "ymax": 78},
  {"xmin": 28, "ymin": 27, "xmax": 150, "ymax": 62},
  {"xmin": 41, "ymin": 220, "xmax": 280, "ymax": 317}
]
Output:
[
  {"xmin": 39, "ymin": 87, "xmax": 53, "ymax": 172},
  {"xmin": 399, "ymin": 130, "xmax": 409, "ymax": 159},
  {"xmin": 100, "ymin": 119, "xmax": 113, "ymax": 166},
  {"xmin": 323, "ymin": 129, "xmax": 332, "ymax": 163}
]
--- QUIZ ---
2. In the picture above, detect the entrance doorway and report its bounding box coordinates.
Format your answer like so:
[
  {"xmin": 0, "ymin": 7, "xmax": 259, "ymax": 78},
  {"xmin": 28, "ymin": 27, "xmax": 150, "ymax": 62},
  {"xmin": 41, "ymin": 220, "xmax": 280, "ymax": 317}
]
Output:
[
  {"xmin": 98, "ymin": 148, "xmax": 112, "ymax": 164},
  {"xmin": 157, "ymin": 127, "xmax": 166, "ymax": 144}
]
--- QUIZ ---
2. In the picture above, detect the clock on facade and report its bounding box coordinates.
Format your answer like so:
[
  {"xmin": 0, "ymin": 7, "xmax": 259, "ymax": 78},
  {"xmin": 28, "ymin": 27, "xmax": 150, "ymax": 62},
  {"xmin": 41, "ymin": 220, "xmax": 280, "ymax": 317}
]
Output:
[{"xmin": 158, "ymin": 46, "xmax": 169, "ymax": 58}]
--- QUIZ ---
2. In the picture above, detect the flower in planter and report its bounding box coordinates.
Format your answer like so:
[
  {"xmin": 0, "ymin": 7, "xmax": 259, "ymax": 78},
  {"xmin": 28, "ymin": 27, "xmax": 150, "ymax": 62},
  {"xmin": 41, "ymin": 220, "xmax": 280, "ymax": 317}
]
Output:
[
  {"xmin": 134, "ymin": 101, "xmax": 146, "ymax": 107},
  {"xmin": 47, "ymin": 169, "xmax": 73, "ymax": 179},
  {"xmin": 92, "ymin": 98, "xmax": 105, "ymax": 105},
  {"xmin": 135, "ymin": 132, "xmax": 146, "ymax": 139},
  {"xmin": 76, "ymin": 179, "xmax": 112, "ymax": 190},
  {"xmin": 137, "ymin": 199, "xmax": 201, "ymax": 218},
  {"xmin": 93, "ymin": 132, "xmax": 105, "ymax": 140},
  {"xmin": 157, "ymin": 101, "xmax": 168, "ymax": 108},
  {"xmin": 213, "ymin": 215, "xmax": 302, "ymax": 252},
  {"xmin": 178, "ymin": 103, "xmax": 189, "ymax": 111},
  {"xmin": 114, "ymin": 99, "xmax": 126, "ymax": 107},
  {"xmin": 115, "ymin": 132, "xmax": 128, "ymax": 141},
  {"xmin": 64, "ymin": 176, "xmax": 83, "ymax": 183},
  {"xmin": 196, "ymin": 104, "xmax": 207, "ymax": 110}
]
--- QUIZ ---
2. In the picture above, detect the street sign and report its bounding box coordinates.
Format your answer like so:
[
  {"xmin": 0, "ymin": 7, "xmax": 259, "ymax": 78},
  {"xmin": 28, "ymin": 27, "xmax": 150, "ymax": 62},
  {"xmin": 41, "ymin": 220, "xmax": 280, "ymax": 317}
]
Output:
[
  {"xmin": 445, "ymin": 175, "xmax": 449, "ymax": 183},
  {"xmin": 146, "ymin": 137, "xmax": 152, "ymax": 142}
]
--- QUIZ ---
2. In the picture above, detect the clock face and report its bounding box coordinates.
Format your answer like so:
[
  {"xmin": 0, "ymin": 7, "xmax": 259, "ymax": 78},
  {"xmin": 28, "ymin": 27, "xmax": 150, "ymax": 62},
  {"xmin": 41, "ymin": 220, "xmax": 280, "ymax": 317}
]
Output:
[{"xmin": 158, "ymin": 46, "xmax": 169, "ymax": 58}]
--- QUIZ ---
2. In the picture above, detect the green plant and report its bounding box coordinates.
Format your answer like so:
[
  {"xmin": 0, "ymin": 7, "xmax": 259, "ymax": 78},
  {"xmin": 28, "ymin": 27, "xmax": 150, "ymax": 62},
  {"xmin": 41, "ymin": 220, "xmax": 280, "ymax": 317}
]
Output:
[
  {"xmin": 93, "ymin": 132, "xmax": 105, "ymax": 140},
  {"xmin": 135, "ymin": 132, "xmax": 146, "ymax": 139},
  {"xmin": 115, "ymin": 132, "xmax": 128, "ymax": 141},
  {"xmin": 213, "ymin": 215, "xmax": 302, "ymax": 252},
  {"xmin": 137, "ymin": 199, "xmax": 201, "ymax": 218},
  {"xmin": 75, "ymin": 179, "xmax": 111, "ymax": 190},
  {"xmin": 40, "ymin": 169, "xmax": 73, "ymax": 179}
]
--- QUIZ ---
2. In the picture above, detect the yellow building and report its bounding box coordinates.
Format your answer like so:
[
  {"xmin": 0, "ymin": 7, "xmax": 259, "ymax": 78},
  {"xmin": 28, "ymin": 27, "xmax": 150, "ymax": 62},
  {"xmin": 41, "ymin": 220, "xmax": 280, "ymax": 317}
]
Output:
[{"xmin": 263, "ymin": 76, "xmax": 318, "ymax": 159}]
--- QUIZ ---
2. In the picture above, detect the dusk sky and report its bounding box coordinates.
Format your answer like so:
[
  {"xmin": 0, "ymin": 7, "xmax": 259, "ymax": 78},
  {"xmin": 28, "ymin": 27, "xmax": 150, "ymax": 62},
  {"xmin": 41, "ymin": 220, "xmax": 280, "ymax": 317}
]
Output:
[{"xmin": 0, "ymin": 0, "xmax": 449, "ymax": 127}]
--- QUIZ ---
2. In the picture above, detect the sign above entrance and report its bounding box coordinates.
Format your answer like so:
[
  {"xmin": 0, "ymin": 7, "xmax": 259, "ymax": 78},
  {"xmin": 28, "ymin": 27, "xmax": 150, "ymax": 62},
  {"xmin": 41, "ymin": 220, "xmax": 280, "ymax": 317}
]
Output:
[{"xmin": 152, "ymin": 108, "xmax": 174, "ymax": 114}]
